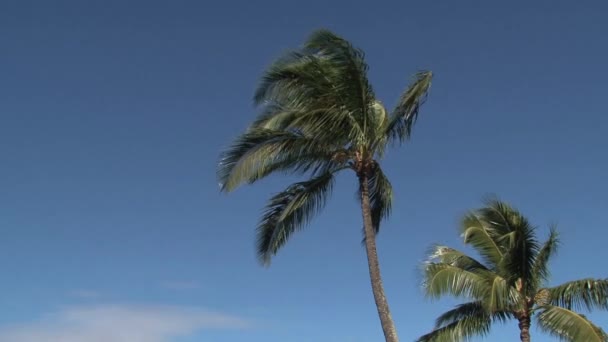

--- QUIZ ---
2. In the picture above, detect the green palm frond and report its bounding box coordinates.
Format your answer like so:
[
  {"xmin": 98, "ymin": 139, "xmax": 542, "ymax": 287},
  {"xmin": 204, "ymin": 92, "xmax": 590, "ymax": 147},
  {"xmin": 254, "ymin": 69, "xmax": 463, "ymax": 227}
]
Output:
[
  {"xmin": 256, "ymin": 169, "xmax": 344, "ymax": 265},
  {"xmin": 367, "ymin": 165, "xmax": 392, "ymax": 234},
  {"xmin": 303, "ymin": 29, "xmax": 374, "ymax": 110},
  {"xmin": 434, "ymin": 301, "xmax": 512, "ymax": 328},
  {"xmin": 252, "ymin": 50, "xmax": 364, "ymax": 145},
  {"xmin": 416, "ymin": 301, "xmax": 510, "ymax": 342},
  {"xmin": 427, "ymin": 246, "xmax": 489, "ymax": 272},
  {"xmin": 385, "ymin": 71, "xmax": 432, "ymax": 144},
  {"xmin": 548, "ymin": 279, "xmax": 608, "ymax": 311},
  {"xmin": 461, "ymin": 198, "xmax": 539, "ymax": 286},
  {"xmin": 531, "ymin": 227, "xmax": 559, "ymax": 288},
  {"xmin": 218, "ymin": 129, "xmax": 338, "ymax": 192},
  {"xmin": 423, "ymin": 263, "xmax": 493, "ymax": 301},
  {"xmin": 460, "ymin": 212, "xmax": 504, "ymax": 270},
  {"xmin": 536, "ymin": 305, "xmax": 608, "ymax": 342}
]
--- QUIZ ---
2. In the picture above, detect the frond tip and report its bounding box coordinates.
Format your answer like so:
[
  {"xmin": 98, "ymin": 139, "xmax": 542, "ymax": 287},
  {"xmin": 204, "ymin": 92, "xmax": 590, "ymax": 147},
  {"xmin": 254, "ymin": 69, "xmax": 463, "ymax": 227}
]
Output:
[
  {"xmin": 536, "ymin": 305, "xmax": 608, "ymax": 342},
  {"xmin": 256, "ymin": 170, "xmax": 342, "ymax": 265},
  {"xmin": 386, "ymin": 70, "xmax": 433, "ymax": 144}
]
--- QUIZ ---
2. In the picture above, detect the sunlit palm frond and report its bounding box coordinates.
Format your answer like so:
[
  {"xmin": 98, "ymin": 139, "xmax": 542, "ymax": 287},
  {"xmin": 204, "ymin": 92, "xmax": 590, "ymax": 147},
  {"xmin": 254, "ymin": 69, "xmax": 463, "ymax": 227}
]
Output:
[
  {"xmin": 536, "ymin": 305, "xmax": 608, "ymax": 342},
  {"xmin": 385, "ymin": 71, "xmax": 432, "ymax": 144},
  {"xmin": 423, "ymin": 263, "xmax": 493, "ymax": 301},
  {"xmin": 460, "ymin": 212, "xmax": 503, "ymax": 270},
  {"xmin": 256, "ymin": 169, "xmax": 346, "ymax": 265},
  {"xmin": 427, "ymin": 246, "xmax": 489, "ymax": 272},
  {"xmin": 531, "ymin": 227, "xmax": 559, "ymax": 289},
  {"xmin": 548, "ymin": 279, "xmax": 608, "ymax": 311},
  {"xmin": 218, "ymin": 129, "xmax": 336, "ymax": 192},
  {"xmin": 416, "ymin": 301, "xmax": 509, "ymax": 342}
]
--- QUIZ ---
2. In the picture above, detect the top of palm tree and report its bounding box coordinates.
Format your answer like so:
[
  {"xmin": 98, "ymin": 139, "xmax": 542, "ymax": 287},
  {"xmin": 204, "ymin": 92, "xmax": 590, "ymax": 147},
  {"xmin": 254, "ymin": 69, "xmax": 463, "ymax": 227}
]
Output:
[{"xmin": 217, "ymin": 29, "xmax": 432, "ymax": 264}]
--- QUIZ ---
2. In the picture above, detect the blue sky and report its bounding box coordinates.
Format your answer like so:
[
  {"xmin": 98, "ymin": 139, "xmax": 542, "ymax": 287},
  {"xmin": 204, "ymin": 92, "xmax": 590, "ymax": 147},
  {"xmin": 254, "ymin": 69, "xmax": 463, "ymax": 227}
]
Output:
[{"xmin": 1, "ymin": 1, "xmax": 607, "ymax": 341}]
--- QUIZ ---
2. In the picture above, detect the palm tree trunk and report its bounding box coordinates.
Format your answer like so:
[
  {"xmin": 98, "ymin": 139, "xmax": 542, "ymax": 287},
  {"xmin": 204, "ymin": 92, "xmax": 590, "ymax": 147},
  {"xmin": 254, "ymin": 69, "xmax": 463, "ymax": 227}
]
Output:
[
  {"xmin": 359, "ymin": 174, "xmax": 399, "ymax": 342},
  {"xmin": 518, "ymin": 314, "xmax": 531, "ymax": 342}
]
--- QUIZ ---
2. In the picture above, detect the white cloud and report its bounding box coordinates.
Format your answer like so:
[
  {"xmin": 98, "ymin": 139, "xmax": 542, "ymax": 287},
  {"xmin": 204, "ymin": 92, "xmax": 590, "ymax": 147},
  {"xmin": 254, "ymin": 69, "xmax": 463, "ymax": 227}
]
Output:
[{"xmin": 0, "ymin": 304, "xmax": 250, "ymax": 342}]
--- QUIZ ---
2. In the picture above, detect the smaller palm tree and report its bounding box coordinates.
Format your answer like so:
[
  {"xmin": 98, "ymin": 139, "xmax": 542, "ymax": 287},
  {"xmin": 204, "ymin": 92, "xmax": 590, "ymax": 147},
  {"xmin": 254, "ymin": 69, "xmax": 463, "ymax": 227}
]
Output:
[{"xmin": 418, "ymin": 198, "xmax": 608, "ymax": 342}]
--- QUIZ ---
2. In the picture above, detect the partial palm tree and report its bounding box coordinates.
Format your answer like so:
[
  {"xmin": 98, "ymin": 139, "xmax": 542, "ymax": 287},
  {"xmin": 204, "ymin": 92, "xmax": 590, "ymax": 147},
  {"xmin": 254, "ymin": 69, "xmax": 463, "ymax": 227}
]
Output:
[
  {"xmin": 217, "ymin": 29, "xmax": 432, "ymax": 342},
  {"xmin": 418, "ymin": 198, "xmax": 608, "ymax": 342}
]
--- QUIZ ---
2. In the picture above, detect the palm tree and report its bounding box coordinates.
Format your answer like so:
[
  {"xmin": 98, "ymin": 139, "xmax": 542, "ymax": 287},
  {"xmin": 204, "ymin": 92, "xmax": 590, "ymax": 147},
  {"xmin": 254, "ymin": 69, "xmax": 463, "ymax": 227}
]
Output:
[
  {"xmin": 418, "ymin": 198, "xmax": 608, "ymax": 342},
  {"xmin": 217, "ymin": 29, "xmax": 432, "ymax": 342}
]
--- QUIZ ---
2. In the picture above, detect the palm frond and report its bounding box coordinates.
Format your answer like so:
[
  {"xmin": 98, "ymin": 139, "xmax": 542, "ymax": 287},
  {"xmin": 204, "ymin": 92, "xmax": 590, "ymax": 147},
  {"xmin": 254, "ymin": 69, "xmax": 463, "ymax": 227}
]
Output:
[
  {"xmin": 366, "ymin": 165, "xmax": 392, "ymax": 234},
  {"xmin": 460, "ymin": 212, "xmax": 503, "ymax": 270},
  {"xmin": 548, "ymin": 279, "xmax": 608, "ymax": 311},
  {"xmin": 256, "ymin": 169, "xmax": 344, "ymax": 265},
  {"xmin": 482, "ymin": 199, "xmax": 539, "ymax": 286},
  {"xmin": 427, "ymin": 246, "xmax": 489, "ymax": 273},
  {"xmin": 536, "ymin": 305, "xmax": 608, "ymax": 342},
  {"xmin": 217, "ymin": 129, "xmax": 337, "ymax": 192},
  {"xmin": 434, "ymin": 301, "xmax": 512, "ymax": 328},
  {"xmin": 531, "ymin": 227, "xmax": 559, "ymax": 288},
  {"xmin": 252, "ymin": 49, "xmax": 365, "ymax": 145},
  {"xmin": 423, "ymin": 263, "xmax": 493, "ymax": 301},
  {"xmin": 303, "ymin": 29, "xmax": 376, "ymax": 144},
  {"xmin": 385, "ymin": 71, "xmax": 432, "ymax": 144},
  {"xmin": 417, "ymin": 301, "xmax": 509, "ymax": 342}
]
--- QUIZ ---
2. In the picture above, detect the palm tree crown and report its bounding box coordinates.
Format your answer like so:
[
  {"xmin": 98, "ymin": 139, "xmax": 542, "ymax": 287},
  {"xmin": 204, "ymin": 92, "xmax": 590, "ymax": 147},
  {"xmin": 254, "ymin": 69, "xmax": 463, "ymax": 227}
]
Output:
[
  {"xmin": 419, "ymin": 198, "xmax": 608, "ymax": 342},
  {"xmin": 217, "ymin": 29, "xmax": 432, "ymax": 342}
]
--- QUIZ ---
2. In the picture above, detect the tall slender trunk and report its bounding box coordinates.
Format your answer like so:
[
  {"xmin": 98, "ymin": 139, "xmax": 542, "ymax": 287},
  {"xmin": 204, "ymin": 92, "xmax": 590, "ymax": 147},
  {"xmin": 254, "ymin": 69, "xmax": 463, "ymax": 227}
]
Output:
[
  {"xmin": 518, "ymin": 314, "xmax": 531, "ymax": 342},
  {"xmin": 359, "ymin": 174, "xmax": 399, "ymax": 342}
]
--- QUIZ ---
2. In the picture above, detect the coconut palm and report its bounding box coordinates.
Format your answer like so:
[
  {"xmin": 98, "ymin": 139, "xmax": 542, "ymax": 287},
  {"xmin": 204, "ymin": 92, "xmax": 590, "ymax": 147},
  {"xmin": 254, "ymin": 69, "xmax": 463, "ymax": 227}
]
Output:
[
  {"xmin": 217, "ymin": 29, "xmax": 432, "ymax": 342},
  {"xmin": 418, "ymin": 198, "xmax": 608, "ymax": 342}
]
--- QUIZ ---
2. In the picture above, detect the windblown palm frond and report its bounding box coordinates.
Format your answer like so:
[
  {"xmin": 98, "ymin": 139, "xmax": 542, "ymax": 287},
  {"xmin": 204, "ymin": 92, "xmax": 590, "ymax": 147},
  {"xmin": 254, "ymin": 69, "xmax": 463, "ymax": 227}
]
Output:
[
  {"xmin": 423, "ymin": 263, "xmax": 495, "ymax": 301},
  {"xmin": 366, "ymin": 165, "xmax": 392, "ymax": 233},
  {"xmin": 417, "ymin": 301, "xmax": 510, "ymax": 342},
  {"xmin": 531, "ymin": 227, "xmax": 559, "ymax": 288},
  {"xmin": 256, "ymin": 168, "xmax": 345, "ymax": 265},
  {"xmin": 217, "ymin": 129, "xmax": 338, "ymax": 192},
  {"xmin": 460, "ymin": 212, "xmax": 504, "ymax": 270},
  {"xmin": 386, "ymin": 71, "xmax": 432, "ymax": 144},
  {"xmin": 536, "ymin": 305, "xmax": 608, "ymax": 342},
  {"xmin": 427, "ymin": 246, "xmax": 489, "ymax": 272},
  {"xmin": 548, "ymin": 279, "xmax": 608, "ymax": 311}
]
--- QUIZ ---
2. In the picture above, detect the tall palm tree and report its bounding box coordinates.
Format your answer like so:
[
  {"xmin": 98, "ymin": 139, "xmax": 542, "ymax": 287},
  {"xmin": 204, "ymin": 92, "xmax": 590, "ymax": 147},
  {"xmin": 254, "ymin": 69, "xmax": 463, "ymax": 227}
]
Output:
[
  {"xmin": 418, "ymin": 198, "xmax": 608, "ymax": 342},
  {"xmin": 217, "ymin": 29, "xmax": 432, "ymax": 342}
]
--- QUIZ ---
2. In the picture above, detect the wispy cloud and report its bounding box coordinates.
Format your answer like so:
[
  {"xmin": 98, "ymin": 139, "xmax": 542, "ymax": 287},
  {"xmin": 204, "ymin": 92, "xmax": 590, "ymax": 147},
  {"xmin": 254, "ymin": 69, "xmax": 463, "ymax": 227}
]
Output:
[
  {"xmin": 161, "ymin": 281, "xmax": 200, "ymax": 290},
  {"xmin": 0, "ymin": 304, "xmax": 250, "ymax": 342}
]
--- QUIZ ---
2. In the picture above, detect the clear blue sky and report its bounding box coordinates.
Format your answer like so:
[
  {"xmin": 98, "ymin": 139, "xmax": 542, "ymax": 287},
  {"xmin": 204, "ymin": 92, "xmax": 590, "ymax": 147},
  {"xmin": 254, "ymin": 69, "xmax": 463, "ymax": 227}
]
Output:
[{"xmin": 1, "ymin": 1, "xmax": 607, "ymax": 341}]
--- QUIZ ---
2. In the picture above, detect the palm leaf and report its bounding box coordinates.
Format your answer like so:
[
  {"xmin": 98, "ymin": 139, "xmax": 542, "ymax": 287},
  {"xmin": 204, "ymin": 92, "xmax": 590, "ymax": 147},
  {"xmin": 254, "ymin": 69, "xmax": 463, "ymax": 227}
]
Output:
[
  {"xmin": 366, "ymin": 165, "xmax": 392, "ymax": 234},
  {"xmin": 536, "ymin": 305, "xmax": 608, "ymax": 342},
  {"xmin": 460, "ymin": 212, "xmax": 503, "ymax": 270},
  {"xmin": 303, "ymin": 29, "xmax": 377, "ymax": 144},
  {"xmin": 531, "ymin": 227, "xmax": 559, "ymax": 288},
  {"xmin": 252, "ymin": 49, "xmax": 364, "ymax": 145},
  {"xmin": 256, "ymin": 169, "xmax": 344, "ymax": 265},
  {"xmin": 548, "ymin": 279, "xmax": 608, "ymax": 311},
  {"xmin": 417, "ymin": 301, "xmax": 509, "ymax": 342},
  {"xmin": 427, "ymin": 246, "xmax": 489, "ymax": 272},
  {"xmin": 218, "ymin": 129, "xmax": 336, "ymax": 192},
  {"xmin": 385, "ymin": 71, "xmax": 432, "ymax": 144},
  {"xmin": 480, "ymin": 198, "xmax": 539, "ymax": 285},
  {"xmin": 423, "ymin": 263, "xmax": 493, "ymax": 301}
]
